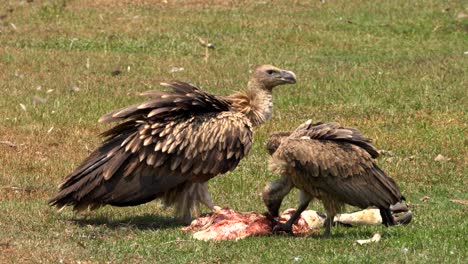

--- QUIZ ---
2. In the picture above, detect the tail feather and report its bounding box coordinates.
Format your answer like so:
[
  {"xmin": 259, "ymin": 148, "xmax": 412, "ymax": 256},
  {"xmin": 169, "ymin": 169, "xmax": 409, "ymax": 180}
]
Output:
[
  {"xmin": 48, "ymin": 139, "xmax": 186, "ymax": 211},
  {"xmin": 365, "ymin": 165, "xmax": 403, "ymax": 208},
  {"xmin": 48, "ymin": 135, "xmax": 127, "ymax": 211}
]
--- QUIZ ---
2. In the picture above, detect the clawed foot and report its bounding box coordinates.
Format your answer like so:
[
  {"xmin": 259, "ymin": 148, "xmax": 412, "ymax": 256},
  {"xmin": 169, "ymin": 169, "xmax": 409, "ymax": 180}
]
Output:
[
  {"xmin": 390, "ymin": 202, "xmax": 413, "ymax": 225},
  {"xmin": 272, "ymin": 223, "xmax": 295, "ymax": 236},
  {"xmin": 263, "ymin": 211, "xmax": 278, "ymax": 224},
  {"xmin": 182, "ymin": 214, "xmax": 194, "ymax": 225},
  {"xmin": 390, "ymin": 202, "xmax": 409, "ymax": 214},
  {"xmin": 394, "ymin": 210, "xmax": 412, "ymax": 225},
  {"xmin": 262, "ymin": 212, "xmax": 292, "ymax": 235}
]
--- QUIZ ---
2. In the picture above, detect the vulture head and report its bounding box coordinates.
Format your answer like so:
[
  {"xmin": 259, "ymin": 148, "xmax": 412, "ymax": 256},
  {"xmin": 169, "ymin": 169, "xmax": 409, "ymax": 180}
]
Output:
[{"xmin": 249, "ymin": 64, "xmax": 297, "ymax": 91}]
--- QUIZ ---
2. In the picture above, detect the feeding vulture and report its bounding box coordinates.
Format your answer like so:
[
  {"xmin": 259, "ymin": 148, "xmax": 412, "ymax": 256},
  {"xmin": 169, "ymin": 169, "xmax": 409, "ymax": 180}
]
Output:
[
  {"xmin": 262, "ymin": 120, "xmax": 406, "ymax": 237},
  {"xmin": 49, "ymin": 65, "xmax": 296, "ymax": 223}
]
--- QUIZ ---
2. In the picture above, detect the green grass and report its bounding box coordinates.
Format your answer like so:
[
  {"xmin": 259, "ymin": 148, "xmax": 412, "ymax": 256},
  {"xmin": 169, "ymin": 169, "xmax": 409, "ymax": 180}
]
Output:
[{"xmin": 1, "ymin": 0, "xmax": 467, "ymax": 263}]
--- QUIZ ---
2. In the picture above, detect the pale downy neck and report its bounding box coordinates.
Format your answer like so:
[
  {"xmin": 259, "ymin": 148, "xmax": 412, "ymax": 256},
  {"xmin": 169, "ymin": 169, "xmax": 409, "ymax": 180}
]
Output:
[{"xmin": 229, "ymin": 81, "xmax": 273, "ymax": 127}]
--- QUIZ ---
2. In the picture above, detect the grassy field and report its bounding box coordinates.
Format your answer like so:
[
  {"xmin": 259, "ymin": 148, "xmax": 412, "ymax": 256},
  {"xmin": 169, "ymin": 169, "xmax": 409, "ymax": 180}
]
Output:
[{"xmin": 1, "ymin": 0, "xmax": 467, "ymax": 263}]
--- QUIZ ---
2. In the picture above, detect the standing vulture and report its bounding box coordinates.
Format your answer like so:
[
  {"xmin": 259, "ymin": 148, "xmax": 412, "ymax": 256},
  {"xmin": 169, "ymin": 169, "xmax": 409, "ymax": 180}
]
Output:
[
  {"xmin": 49, "ymin": 65, "xmax": 296, "ymax": 223},
  {"xmin": 262, "ymin": 120, "xmax": 406, "ymax": 237}
]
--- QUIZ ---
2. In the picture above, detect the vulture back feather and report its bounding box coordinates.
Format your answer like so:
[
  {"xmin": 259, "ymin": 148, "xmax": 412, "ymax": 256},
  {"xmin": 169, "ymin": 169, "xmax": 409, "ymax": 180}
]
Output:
[
  {"xmin": 289, "ymin": 121, "xmax": 379, "ymax": 158},
  {"xmin": 99, "ymin": 82, "xmax": 232, "ymax": 124}
]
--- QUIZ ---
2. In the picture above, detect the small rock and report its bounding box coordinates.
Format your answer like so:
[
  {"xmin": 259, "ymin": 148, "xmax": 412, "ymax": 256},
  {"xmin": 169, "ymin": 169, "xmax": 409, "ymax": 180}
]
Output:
[
  {"xmin": 14, "ymin": 71, "xmax": 24, "ymax": 79},
  {"xmin": 456, "ymin": 11, "xmax": 468, "ymax": 20},
  {"xmin": 420, "ymin": 196, "xmax": 431, "ymax": 202},
  {"xmin": 434, "ymin": 154, "xmax": 450, "ymax": 162},
  {"xmin": 378, "ymin": 150, "xmax": 394, "ymax": 156},
  {"xmin": 0, "ymin": 141, "xmax": 18, "ymax": 148},
  {"xmin": 356, "ymin": 233, "xmax": 381, "ymax": 245},
  {"xmin": 450, "ymin": 199, "xmax": 468, "ymax": 205},
  {"xmin": 170, "ymin": 67, "xmax": 184, "ymax": 73},
  {"xmin": 111, "ymin": 69, "xmax": 121, "ymax": 76},
  {"xmin": 198, "ymin": 37, "xmax": 215, "ymax": 49},
  {"xmin": 70, "ymin": 85, "xmax": 80, "ymax": 92},
  {"xmin": 32, "ymin": 96, "xmax": 47, "ymax": 104}
]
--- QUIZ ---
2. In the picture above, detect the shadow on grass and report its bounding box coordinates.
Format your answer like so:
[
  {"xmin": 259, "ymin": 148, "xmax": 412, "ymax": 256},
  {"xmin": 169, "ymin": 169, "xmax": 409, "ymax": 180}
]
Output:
[
  {"xmin": 263, "ymin": 229, "xmax": 377, "ymax": 240},
  {"xmin": 68, "ymin": 215, "xmax": 376, "ymax": 238},
  {"xmin": 70, "ymin": 214, "xmax": 183, "ymax": 230},
  {"xmin": 304, "ymin": 231, "xmax": 366, "ymax": 240}
]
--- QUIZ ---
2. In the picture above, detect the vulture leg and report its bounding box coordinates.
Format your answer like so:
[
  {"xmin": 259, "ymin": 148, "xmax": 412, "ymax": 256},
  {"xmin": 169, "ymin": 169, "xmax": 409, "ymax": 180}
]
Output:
[
  {"xmin": 182, "ymin": 211, "xmax": 193, "ymax": 225},
  {"xmin": 179, "ymin": 182, "xmax": 221, "ymax": 224},
  {"xmin": 273, "ymin": 191, "xmax": 311, "ymax": 235},
  {"xmin": 323, "ymin": 199, "xmax": 340, "ymax": 238},
  {"xmin": 379, "ymin": 207, "xmax": 395, "ymax": 227},
  {"xmin": 197, "ymin": 182, "xmax": 221, "ymax": 212},
  {"xmin": 323, "ymin": 214, "xmax": 335, "ymax": 239}
]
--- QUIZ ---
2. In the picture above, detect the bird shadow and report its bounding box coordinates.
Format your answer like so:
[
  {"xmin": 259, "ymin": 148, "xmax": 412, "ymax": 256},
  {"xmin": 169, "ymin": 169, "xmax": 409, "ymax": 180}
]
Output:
[
  {"xmin": 69, "ymin": 214, "xmax": 184, "ymax": 230},
  {"xmin": 270, "ymin": 224, "xmax": 377, "ymax": 239},
  {"xmin": 271, "ymin": 231, "xmax": 352, "ymax": 239},
  {"xmin": 304, "ymin": 232, "xmax": 355, "ymax": 239}
]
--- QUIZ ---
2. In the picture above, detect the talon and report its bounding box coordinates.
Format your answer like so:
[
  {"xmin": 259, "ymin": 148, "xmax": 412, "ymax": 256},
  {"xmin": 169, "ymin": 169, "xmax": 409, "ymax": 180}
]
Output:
[
  {"xmin": 263, "ymin": 211, "xmax": 278, "ymax": 224},
  {"xmin": 390, "ymin": 202, "xmax": 409, "ymax": 213},
  {"xmin": 182, "ymin": 214, "xmax": 193, "ymax": 225},
  {"xmin": 272, "ymin": 223, "xmax": 294, "ymax": 235},
  {"xmin": 394, "ymin": 210, "xmax": 412, "ymax": 225}
]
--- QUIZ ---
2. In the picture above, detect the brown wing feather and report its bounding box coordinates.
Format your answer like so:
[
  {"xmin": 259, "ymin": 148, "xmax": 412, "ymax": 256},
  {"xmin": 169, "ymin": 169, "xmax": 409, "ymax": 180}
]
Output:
[
  {"xmin": 98, "ymin": 81, "xmax": 232, "ymax": 124},
  {"xmin": 290, "ymin": 121, "xmax": 379, "ymax": 158},
  {"xmin": 49, "ymin": 82, "xmax": 253, "ymax": 210}
]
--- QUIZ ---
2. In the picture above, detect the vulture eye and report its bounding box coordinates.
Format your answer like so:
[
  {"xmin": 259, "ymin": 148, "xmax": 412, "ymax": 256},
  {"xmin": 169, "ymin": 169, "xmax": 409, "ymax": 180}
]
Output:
[{"xmin": 266, "ymin": 70, "xmax": 276, "ymax": 75}]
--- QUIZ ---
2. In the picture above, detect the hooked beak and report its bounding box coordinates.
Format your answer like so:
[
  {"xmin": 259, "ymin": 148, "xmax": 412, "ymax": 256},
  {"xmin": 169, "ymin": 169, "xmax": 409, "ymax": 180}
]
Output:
[{"xmin": 279, "ymin": 70, "xmax": 297, "ymax": 84}]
